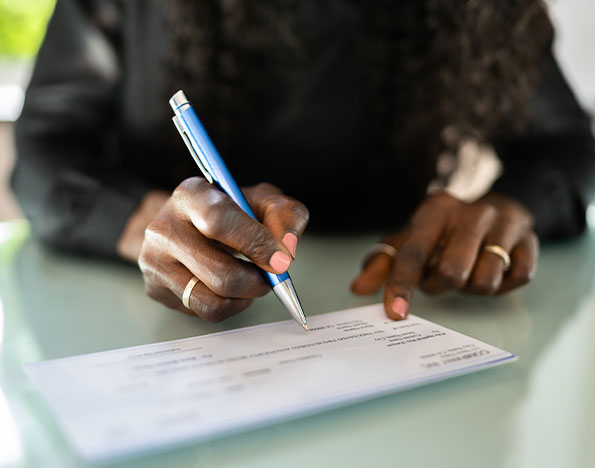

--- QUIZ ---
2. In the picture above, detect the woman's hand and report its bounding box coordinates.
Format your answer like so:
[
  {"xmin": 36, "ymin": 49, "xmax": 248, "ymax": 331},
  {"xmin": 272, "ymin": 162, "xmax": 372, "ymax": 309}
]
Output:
[
  {"xmin": 350, "ymin": 191, "xmax": 538, "ymax": 320},
  {"xmin": 135, "ymin": 178, "xmax": 309, "ymax": 321}
]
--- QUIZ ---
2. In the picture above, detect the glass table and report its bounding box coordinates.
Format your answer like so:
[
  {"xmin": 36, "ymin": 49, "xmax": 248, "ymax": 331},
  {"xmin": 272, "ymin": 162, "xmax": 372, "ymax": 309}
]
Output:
[{"xmin": 1, "ymin": 219, "xmax": 594, "ymax": 468}]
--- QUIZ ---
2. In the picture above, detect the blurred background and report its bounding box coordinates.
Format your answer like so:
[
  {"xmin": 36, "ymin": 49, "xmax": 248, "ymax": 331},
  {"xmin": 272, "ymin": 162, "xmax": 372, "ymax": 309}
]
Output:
[
  {"xmin": 0, "ymin": 0, "xmax": 55, "ymax": 220},
  {"xmin": 0, "ymin": 0, "xmax": 593, "ymax": 222}
]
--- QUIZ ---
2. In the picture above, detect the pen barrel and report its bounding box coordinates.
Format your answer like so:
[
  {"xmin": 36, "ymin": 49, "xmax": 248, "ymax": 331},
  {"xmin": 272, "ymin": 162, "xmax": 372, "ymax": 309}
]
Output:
[{"xmin": 177, "ymin": 105, "xmax": 290, "ymax": 289}]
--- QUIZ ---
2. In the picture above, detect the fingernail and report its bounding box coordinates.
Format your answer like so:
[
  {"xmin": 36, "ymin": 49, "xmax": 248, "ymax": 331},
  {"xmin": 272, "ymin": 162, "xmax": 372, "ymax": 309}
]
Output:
[
  {"xmin": 270, "ymin": 251, "xmax": 292, "ymax": 273},
  {"xmin": 391, "ymin": 297, "xmax": 409, "ymax": 320},
  {"xmin": 282, "ymin": 232, "xmax": 298, "ymax": 258}
]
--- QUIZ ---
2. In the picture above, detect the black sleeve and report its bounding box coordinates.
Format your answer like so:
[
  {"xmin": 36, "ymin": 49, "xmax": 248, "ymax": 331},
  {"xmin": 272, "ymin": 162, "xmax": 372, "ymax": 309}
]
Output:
[
  {"xmin": 491, "ymin": 51, "xmax": 595, "ymax": 239},
  {"xmin": 11, "ymin": 0, "xmax": 150, "ymax": 257}
]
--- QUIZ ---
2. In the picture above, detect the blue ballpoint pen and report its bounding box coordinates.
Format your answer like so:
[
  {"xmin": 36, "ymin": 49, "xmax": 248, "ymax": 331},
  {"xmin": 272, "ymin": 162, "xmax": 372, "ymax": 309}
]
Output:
[{"xmin": 169, "ymin": 90, "xmax": 308, "ymax": 331}]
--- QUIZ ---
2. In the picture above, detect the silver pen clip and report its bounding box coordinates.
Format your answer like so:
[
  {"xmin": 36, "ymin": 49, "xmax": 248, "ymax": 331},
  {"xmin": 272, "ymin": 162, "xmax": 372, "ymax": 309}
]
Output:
[{"xmin": 172, "ymin": 115, "xmax": 214, "ymax": 184}]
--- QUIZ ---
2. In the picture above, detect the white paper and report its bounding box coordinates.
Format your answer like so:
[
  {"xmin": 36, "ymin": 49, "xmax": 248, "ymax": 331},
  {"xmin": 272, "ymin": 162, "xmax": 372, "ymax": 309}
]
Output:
[{"xmin": 25, "ymin": 304, "xmax": 516, "ymax": 463}]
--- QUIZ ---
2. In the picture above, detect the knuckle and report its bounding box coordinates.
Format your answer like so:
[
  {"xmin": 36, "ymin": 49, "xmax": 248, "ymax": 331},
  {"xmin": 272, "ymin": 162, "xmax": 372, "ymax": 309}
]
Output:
[
  {"xmin": 139, "ymin": 223, "xmax": 179, "ymax": 271},
  {"xmin": 143, "ymin": 282, "xmax": 181, "ymax": 311},
  {"xmin": 265, "ymin": 196, "xmax": 289, "ymax": 213},
  {"xmin": 200, "ymin": 192, "xmax": 235, "ymax": 238},
  {"xmin": 176, "ymin": 176, "xmax": 208, "ymax": 193},
  {"xmin": 172, "ymin": 177, "xmax": 204, "ymax": 205},
  {"xmin": 497, "ymin": 215, "xmax": 517, "ymax": 232},
  {"xmin": 211, "ymin": 263, "xmax": 244, "ymax": 297},
  {"xmin": 203, "ymin": 306, "xmax": 228, "ymax": 323},
  {"xmin": 140, "ymin": 266, "xmax": 172, "ymax": 301},
  {"xmin": 144, "ymin": 282, "xmax": 162, "ymax": 302},
  {"xmin": 436, "ymin": 263, "xmax": 468, "ymax": 288},
  {"xmin": 426, "ymin": 192, "xmax": 457, "ymax": 210},
  {"xmin": 418, "ymin": 281, "xmax": 434, "ymax": 295},
  {"xmin": 494, "ymin": 207, "xmax": 527, "ymax": 229},
  {"xmin": 412, "ymin": 194, "xmax": 455, "ymax": 225},
  {"xmin": 244, "ymin": 226, "xmax": 276, "ymax": 262},
  {"xmin": 193, "ymin": 296, "xmax": 230, "ymax": 323},
  {"xmin": 138, "ymin": 247, "xmax": 159, "ymax": 278},
  {"xmin": 472, "ymin": 202, "xmax": 498, "ymax": 223},
  {"xmin": 458, "ymin": 228, "xmax": 482, "ymax": 245},
  {"xmin": 268, "ymin": 197, "xmax": 310, "ymax": 229},
  {"xmin": 253, "ymin": 182, "xmax": 281, "ymax": 195},
  {"xmin": 512, "ymin": 275, "xmax": 531, "ymax": 288},
  {"xmin": 472, "ymin": 278, "xmax": 498, "ymax": 295},
  {"xmin": 143, "ymin": 218, "xmax": 175, "ymax": 247},
  {"xmin": 289, "ymin": 199, "xmax": 310, "ymax": 224},
  {"xmin": 399, "ymin": 243, "xmax": 427, "ymax": 266},
  {"xmin": 386, "ymin": 278, "xmax": 414, "ymax": 297},
  {"xmin": 509, "ymin": 266, "xmax": 533, "ymax": 286},
  {"xmin": 137, "ymin": 249, "xmax": 152, "ymax": 274}
]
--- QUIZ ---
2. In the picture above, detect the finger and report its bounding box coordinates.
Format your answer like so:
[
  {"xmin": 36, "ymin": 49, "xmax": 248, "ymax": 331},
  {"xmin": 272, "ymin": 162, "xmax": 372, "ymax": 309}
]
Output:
[
  {"xmin": 420, "ymin": 204, "xmax": 496, "ymax": 295},
  {"xmin": 144, "ymin": 266, "xmax": 253, "ymax": 322},
  {"xmin": 244, "ymin": 183, "xmax": 309, "ymax": 258},
  {"xmin": 351, "ymin": 231, "xmax": 407, "ymax": 295},
  {"xmin": 186, "ymin": 279, "xmax": 253, "ymax": 322},
  {"xmin": 464, "ymin": 218, "xmax": 521, "ymax": 295},
  {"xmin": 497, "ymin": 233, "xmax": 538, "ymax": 294},
  {"xmin": 144, "ymin": 283, "xmax": 194, "ymax": 315},
  {"xmin": 143, "ymin": 215, "xmax": 269, "ymax": 299},
  {"xmin": 350, "ymin": 252, "xmax": 393, "ymax": 296},
  {"xmin": 384, "ymin": 207, "xmax": 447, "ymax": 320},
  {"xmin": 173, "ymin": 178, "xmax": 293, "ymax": 274}
]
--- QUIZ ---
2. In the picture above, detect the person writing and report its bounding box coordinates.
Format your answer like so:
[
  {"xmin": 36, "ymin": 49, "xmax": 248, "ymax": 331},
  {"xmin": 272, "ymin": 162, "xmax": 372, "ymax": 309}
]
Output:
[{"xmin": 12, "ymin": 0, "xmax": 595, "ymax": 322}]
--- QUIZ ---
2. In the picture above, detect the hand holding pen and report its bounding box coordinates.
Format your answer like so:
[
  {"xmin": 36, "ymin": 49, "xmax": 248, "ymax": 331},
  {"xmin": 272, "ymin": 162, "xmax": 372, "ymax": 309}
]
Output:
[{"xmin": 136, "ymin": 92, "xmax": 309, "ymax": 327}]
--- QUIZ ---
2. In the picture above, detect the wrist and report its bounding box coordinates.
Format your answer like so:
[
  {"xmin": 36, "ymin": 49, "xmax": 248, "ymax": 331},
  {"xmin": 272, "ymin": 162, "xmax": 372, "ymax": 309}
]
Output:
[{"xmin": 117, "ymin": 190, "xmax": 170, "ymax": 262}]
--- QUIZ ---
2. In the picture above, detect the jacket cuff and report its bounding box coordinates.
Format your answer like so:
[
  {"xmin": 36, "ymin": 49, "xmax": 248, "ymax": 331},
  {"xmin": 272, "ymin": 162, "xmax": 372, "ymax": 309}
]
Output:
[
  {"xmin": 491, "ymin": 164, "xmax": 586, "ymax": 239},
  {"xmin": 77, "ymin": 182, "xmax": 149, "ymax": 257},
  {"xmin": 39, "ymin": 170, "xmax": 151, "ymax": 258}
]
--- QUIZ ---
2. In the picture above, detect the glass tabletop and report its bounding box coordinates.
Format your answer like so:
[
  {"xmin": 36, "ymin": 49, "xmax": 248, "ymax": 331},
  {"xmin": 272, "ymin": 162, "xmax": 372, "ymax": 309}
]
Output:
[{"xmin": 1, "ymin": 219, "xmax": 594, "ymax": 468}]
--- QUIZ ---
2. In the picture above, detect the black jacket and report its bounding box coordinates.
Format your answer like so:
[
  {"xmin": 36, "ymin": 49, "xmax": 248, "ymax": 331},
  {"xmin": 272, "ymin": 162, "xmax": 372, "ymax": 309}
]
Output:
[{"xmin": 12, "ymin": 0, "xmax": 595, "ymax": 257}]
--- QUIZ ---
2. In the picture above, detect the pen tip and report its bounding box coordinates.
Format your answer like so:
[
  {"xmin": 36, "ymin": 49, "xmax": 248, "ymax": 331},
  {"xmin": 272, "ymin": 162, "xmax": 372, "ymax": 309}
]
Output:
[{"xmin": 302, "ymin": 323, "xmax": 309, "ymax": 331}]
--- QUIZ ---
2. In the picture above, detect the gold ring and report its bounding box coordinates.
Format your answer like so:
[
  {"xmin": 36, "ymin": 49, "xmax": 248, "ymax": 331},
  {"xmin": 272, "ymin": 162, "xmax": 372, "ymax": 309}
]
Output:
[
  {"xmin": 182, "ymin": 276, "xmax": 199, "ymax": 309},
  {"xmin": 484, "ymin": 245, "xmax": 511, "ymax": 271}
]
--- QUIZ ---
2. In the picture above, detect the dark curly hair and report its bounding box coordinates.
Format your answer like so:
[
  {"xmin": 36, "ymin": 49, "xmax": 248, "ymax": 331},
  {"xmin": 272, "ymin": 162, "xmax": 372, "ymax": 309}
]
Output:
[{"xmin": 162, "ymin": 0, "xmax": 553, "ymax": 168}]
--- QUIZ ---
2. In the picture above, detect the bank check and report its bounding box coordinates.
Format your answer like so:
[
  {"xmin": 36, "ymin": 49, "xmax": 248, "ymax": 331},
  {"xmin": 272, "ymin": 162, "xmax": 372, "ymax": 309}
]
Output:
[{"xmin": 25, "ymin": 304, "xmax": 516, "ymax": 463}]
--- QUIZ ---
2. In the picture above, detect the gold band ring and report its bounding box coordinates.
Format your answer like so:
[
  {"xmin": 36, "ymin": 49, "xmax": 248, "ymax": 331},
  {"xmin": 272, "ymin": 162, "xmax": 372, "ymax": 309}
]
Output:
[
  {"xmin": 483, "ymin": 245, "xmax": 511, "ymax": 271},
  {"xmin": 182, "ymin": 276, "xmax": 199, "ymax": 309}
]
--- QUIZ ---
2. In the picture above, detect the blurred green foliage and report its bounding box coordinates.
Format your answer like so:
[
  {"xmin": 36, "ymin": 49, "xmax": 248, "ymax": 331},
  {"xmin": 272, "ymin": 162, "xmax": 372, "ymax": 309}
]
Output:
[{"xmin": 0, "ymin": 0, "xmax": 56, "ymax": 58}]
